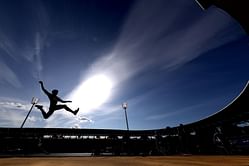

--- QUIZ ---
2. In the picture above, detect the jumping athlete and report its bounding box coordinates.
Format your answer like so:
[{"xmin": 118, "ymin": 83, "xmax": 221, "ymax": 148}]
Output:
[{"xmin": 36, "ymin": 81, "xmax": 79, "ymax": 119}]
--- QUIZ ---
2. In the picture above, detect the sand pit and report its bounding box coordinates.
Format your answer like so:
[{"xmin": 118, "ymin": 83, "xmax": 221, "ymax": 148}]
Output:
[{"xmin": 0, "ymin": 156, "xmax": 249, "ymax": 166}]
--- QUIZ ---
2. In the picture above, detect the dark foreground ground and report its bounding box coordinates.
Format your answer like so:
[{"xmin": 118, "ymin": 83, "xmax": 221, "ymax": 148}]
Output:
[{"xmin": 0, "ymin": 156, "xmax": 249, "ymax": 166}]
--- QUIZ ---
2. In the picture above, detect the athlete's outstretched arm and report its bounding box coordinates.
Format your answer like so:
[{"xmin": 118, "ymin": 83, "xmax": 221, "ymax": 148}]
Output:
[{"xmin": 39, "ymin": 81, "xmax": 50, "ymax": 96}]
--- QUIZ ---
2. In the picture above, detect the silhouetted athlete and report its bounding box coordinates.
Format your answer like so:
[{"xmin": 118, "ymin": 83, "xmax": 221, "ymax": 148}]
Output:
[{"xmin": 36, "ymin": 81, "xmax": 79, "ymax": 119}]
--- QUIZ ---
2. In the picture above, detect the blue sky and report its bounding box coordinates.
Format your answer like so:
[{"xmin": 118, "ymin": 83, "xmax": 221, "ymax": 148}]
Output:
[{"xmin": 0, "ymin": 0, "xmax": 248, "ymax": 129}]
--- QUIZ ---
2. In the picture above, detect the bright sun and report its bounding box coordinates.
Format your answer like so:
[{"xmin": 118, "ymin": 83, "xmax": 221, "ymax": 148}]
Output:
[{"xmin": 68, "ymin": 74, "xmax": 113, "ymax": 114}]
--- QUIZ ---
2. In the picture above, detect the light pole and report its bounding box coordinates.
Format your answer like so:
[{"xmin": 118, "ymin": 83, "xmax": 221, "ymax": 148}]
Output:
[
  {"xmin": 21, "ymin": 97, "xmax": 39, "ymax": 128},
  {"xmin": 122, "ymin": 102, "xmax": 129, "ymax": 131}
]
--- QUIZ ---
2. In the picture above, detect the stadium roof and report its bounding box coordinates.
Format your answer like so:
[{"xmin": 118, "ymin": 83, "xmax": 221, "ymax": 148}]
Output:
[
  {"xmin": 195, "ymin": 0, "xmax": 249, "ymax": 34},
  {"xmin": 185, "ymin": 81, "xmax": 249, "ymax": 129}
]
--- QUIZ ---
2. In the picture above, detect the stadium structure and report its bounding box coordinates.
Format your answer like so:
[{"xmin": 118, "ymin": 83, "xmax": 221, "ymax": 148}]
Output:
[
  {"xmin": 0, "ymin": 81, "xmax": 248, "ymax": 155},
  {"xmin": 195, "ymin": 0, "xmax": 249, "ymax": 34},
  {"xmin": 0, "ymin": 0, "xmax": 249, "ymax": 156}
]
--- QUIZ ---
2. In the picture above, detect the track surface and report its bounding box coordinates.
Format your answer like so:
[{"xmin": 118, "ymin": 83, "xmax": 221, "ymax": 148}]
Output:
[{"xmin": 1, "ymin": 156, "xmax": 249, "ymax": 166}]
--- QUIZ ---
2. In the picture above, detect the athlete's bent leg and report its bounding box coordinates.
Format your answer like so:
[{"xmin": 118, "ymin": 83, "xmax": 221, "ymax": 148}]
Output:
[
  {"xmin": 55, "ymin": 105, "xmax": 79, "ymax": 115},
  {"xmin": 36, "ymin": 105, "xmax": 53, "ymax": 119}
]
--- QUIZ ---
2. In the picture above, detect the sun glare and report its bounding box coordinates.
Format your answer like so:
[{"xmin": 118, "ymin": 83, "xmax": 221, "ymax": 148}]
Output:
[{"xmin": 68, "ymin": 74, "xmax": 113, "ymax": 114}]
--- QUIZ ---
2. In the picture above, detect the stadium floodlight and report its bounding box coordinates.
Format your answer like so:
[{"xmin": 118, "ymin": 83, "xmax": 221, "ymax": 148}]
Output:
[
  {"xmin": 31, "ymin": 97, "xmax": 39, "ymax": 105},
  {"xmin": 21, "ymin": 97, "xmax": 39, "ymax": 128},
  {"xmin": 122, "ymin": 102, "xmax": 129, "ymax": 131},
  {"xmin": 122, "ymin": 102, "xmax": 128, "ymax": 110}
]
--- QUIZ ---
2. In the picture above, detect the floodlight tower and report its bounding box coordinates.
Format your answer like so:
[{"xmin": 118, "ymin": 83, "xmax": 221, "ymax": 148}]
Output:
[
  {"xmin": 122, "ymin": 102, "xmax": 129, "ymax": 131},
  {"xmin": 21, "ymin": 97, "xmax": 39, "ymax": 128}
]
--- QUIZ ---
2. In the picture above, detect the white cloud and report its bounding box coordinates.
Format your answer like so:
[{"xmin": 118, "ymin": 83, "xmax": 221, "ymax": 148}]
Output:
[
  {"xmin": 0, "ymin": 100, "xmax": 30, "ymax": 111},
  {"xmin": 43, "ymin": 110, "xmax": 94, "ymax": 128},
  {"xmin": 0, "ymin": 108, "xmax": 25, "ymax": 127},
  {"xmin": 28, "ymin": 116, "xmax": 39, "ymax": 122},
  {"xmin": 78, "ymin": 115, "xmax": 94, "ymax": 123},
  {"xmin": 0, "ymin": 97, "xmax": 45, "ymax": 127}
]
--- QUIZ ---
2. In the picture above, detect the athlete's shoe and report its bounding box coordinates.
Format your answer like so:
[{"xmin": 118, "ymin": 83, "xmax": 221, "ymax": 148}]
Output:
[
  {"xmin": 35, "ymin": 105, "xmax": 43, "ymax": 109},
  {"xmin": 74, "ymin": 108, "xmax": 79, "ymax": 115}
]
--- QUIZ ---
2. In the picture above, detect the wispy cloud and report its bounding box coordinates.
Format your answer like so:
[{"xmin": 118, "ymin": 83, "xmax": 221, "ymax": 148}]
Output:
[
  {"xmin": 144, "ymin": 89, "xmax": 238, "ymax": 125},
  {"xmin": 145, "ymin": 103, "xmax": 204, "ymax": 121},
  {"xmin": 22, "ymin": 1, "xmax": 50, "ymax": 80},
  {"xmin": 0, "ymin": 32, "xmax": 18, "ymax": 60},
  {"xmin": 0, "ymin": 0, "xmax": 50, "ymax": 86},
  {"xmin": 66, "ymin": 0, "xmax": 245, "ymax": 124},
  {"xmin": 35, "ymin": 0, "xmax": 245, "ymax": 129},
  {"xmin": 0, "ymin": 31, "xmax": 22, "ymax": 88},
  {"xmin": 85, "ymin": 0, "xmax": 244, "ymax": 85},
  {"xmin": 0, "ymin": 61, "xmax": 22, "ymax": 88},
  {"xmin": 28, "ymin": 32, "xmax": 45, "ymax": 80}
]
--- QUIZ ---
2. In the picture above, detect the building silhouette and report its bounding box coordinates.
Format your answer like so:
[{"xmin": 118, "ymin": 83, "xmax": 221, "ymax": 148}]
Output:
[{"xmin": 1, "ymin": 81, "xmax": 248, "ymax": 155}]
